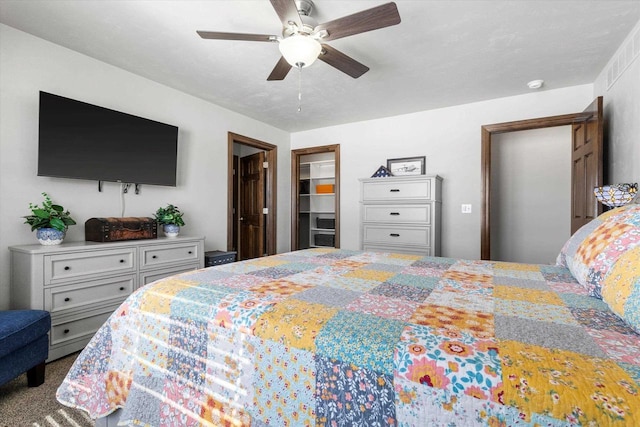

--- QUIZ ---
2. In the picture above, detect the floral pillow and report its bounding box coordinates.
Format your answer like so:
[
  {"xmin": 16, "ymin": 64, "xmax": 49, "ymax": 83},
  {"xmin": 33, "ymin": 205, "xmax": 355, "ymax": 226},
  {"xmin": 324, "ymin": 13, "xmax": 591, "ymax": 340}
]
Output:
[{"xmin": 557, "ymin": 203, "xmax": 640, "ymax": 333}]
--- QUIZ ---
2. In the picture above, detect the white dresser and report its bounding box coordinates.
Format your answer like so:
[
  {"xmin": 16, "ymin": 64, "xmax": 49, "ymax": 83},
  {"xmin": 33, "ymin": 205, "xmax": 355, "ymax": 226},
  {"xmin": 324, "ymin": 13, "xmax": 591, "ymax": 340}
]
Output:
[
  {"xmin": 360, "ymin": 175, "xmax": 442, "ymax": 256},
  {"xmin": 9, "ymin": 236, "xmax": 205, "ymax": 361}
]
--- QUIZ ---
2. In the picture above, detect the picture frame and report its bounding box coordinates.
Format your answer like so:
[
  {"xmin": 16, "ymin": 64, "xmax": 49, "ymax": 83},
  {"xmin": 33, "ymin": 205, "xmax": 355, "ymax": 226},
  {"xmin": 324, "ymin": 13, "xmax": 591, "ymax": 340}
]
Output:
[{"xmin": 386, "ymin": 156, "xmax": 425, "ymax": 176}]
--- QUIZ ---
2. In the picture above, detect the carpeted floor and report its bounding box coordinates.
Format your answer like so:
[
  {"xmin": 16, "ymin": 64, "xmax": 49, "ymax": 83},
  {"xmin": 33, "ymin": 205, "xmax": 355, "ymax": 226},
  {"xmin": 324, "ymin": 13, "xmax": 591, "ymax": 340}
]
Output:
[{"xmin": 0, "ymin": 352, "xmax": 94, "ymax": 427}]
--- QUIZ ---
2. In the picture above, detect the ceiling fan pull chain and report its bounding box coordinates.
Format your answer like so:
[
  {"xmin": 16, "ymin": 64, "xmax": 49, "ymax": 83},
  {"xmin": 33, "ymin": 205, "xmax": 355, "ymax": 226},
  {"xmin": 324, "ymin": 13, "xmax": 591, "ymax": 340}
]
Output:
[{"xmin": 297, "ymin": 65, "xmax": 303, "ymax": 112}]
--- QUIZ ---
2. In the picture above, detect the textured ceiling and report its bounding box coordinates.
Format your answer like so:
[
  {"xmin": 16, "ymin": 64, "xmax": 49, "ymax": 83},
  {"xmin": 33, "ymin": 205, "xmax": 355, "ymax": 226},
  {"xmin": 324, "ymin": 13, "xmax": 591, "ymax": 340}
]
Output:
[{"xmin": 1, "ymin": 1, "xmax": 639, "ymax": 132}]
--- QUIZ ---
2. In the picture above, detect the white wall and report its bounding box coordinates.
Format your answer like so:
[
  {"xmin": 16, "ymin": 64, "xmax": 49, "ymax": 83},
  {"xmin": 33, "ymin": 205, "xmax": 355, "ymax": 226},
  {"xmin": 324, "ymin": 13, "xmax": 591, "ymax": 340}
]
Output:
[
  {"xmin": 594, "ymin": 19, "xmax": 640, "ymax": 184},
  {"xmin": 291, "ymin": 86, "xmax": 594, "ymax": 260},
  {"xmin": 491, "ymin": 127, "xmax": 571, "ymax": 264},
  {"xmin": 0, "ymin": 24, "xmax": 291, "ymax": 309}
]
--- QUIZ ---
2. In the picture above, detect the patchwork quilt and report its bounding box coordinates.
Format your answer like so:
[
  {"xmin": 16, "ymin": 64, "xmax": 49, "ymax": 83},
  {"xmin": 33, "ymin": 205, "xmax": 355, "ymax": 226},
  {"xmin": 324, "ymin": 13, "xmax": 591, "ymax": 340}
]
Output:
[{"xmin": 57, "ymin": 249, "xmax": 640, "ymax": 426}]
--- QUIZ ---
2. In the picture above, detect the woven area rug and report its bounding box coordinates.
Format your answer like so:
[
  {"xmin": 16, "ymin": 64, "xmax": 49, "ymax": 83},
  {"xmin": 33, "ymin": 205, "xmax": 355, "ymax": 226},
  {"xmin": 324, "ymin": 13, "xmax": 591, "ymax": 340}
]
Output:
[{"xmin": 0, "ymin": 352, "xmax": 95, "ymax": 427}]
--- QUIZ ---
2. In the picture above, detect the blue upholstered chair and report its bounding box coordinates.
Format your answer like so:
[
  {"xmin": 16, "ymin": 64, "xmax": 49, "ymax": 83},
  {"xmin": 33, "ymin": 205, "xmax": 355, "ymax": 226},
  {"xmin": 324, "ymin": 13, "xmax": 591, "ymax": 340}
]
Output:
[{"xmin": 0, "ymin": 310, "xmax": 51, "ymax": 387}]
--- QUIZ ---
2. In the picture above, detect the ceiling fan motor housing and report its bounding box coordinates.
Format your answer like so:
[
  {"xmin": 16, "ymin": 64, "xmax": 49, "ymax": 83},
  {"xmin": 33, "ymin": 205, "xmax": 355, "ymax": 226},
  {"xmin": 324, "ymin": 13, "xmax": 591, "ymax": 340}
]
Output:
[{"xmin": 284, "ymin": 0, "xmax": 318, "ymax": 37}]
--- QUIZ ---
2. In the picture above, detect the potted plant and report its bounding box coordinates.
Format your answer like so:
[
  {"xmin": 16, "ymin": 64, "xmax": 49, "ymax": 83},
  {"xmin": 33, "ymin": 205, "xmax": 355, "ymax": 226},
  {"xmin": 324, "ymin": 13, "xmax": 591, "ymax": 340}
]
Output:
[
  {"xmin": 23, "ymin": 192, "xmax": 77, "ymax": 245},
  {"xmin": 154, "ymin": 204, "xmax": 185, "ymax": 237}
]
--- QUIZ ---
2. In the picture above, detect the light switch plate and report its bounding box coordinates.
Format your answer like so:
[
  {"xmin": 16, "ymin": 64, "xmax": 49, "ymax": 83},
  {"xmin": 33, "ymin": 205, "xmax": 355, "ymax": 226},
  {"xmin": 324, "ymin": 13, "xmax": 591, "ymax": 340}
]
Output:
[{"xmin": 461, "ymin": 204, "xmax": 472, "ymax": 214}]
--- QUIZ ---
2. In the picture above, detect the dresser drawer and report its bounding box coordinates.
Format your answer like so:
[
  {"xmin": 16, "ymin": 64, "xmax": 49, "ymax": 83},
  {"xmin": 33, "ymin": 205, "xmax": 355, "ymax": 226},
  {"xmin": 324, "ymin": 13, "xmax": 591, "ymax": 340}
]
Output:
[
  {"xmin": 139, "ymin": 264, "xmax": 200, "ymax": 287},
  {"xmin": 50, "ymin": 308, "xmax": 116, "ymax": 347},
  {"xmin": 140, "ymin": 242, "xmax": 200, "ymax": 269},
  {"xmin": 363, "ymin": 244, "xmax": 432, "ymax": 256},
  {"xmin": 363, "ymin": 204, "xmax": 431, "ymax": 223},
  {"xmin": 45, "ymin": 248, "xmax": 136, "ymax": 284},
  {"xmin": 362, "ymin": 179, "xmax": 432, "ymax": 202},
  {"xmin": 45, "ymin": 274, "xmax": 134, "ymax": 313},
  {"xmin": 363, "ymin": 225, "xmax": 431, "ymax": 246}
]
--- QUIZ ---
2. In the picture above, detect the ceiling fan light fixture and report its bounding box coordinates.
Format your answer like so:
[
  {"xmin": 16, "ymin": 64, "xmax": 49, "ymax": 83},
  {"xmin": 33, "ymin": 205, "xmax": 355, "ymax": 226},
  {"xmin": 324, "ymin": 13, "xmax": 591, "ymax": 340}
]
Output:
[{"xmin": 279, "ymin": 34, "xmax": 321, "ymax": 68}]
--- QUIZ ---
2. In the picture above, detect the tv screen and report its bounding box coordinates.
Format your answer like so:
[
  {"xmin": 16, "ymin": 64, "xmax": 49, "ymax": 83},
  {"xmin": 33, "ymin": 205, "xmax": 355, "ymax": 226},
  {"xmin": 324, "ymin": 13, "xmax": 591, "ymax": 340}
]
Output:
[{"xmin": 38, "ymin": 91, "xmax": 178, "ymax": 186}]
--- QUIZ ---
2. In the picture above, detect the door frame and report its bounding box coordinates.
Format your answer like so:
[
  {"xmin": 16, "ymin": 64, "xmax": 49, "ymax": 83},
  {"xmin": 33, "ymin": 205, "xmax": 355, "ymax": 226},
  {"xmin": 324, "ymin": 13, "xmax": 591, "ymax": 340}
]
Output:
[
  {"xmin": 481, "ymin": 112, "xmax": 589, "ymax": 260},
  {"xmin": 227, "ymin": 132, "xmax": 277, "ymax": 256},
  {"xmin": 290, "ymin": 144, "xmax": 340, "ymax": 250}
]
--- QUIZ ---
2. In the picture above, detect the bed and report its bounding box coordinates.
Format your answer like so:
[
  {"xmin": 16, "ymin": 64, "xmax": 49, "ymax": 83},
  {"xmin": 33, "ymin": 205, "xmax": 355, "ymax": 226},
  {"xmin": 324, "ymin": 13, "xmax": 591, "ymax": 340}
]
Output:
[{"xmin": 57, "ymin": 204, "xmax": 640, "ymax": 426}]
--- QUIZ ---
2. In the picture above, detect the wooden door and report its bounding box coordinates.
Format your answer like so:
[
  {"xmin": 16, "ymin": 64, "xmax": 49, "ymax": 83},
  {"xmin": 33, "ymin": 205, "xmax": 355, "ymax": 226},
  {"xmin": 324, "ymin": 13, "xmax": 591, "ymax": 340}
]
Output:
[
  {"xmin": 239, "ymin": 151, "xmax": 264, "ymax": 260},
  {"xmin": 571, "ymin": 97, "xmax": 604, "ymax": 233}
]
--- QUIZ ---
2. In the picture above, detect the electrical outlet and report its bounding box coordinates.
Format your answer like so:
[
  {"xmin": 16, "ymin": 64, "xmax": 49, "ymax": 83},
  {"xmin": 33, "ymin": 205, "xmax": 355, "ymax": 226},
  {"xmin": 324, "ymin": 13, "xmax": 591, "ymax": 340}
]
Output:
[{"xmin": 461, "ymin": 204, "xmax": 472, "ymax": 214}]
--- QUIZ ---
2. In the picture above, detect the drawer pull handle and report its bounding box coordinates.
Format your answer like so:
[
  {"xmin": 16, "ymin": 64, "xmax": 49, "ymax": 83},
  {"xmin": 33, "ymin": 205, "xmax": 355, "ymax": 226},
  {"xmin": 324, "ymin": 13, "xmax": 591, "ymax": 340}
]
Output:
[
  {"xmin": 152, "ymin": 255, "xmax": 158, "ymax": 259},
  {"xmin": 390, "ymin": 189, "xmax": 400, "ymax": 192},
  {"xmin": 64, "ymin": 266, "xmax": 71, "ymax": 271},
  {"xmin": 390, "ymin": 212, "xmax": 400, "ymax": 216},
  {"xmin": 119, "ymin": 259, "xmax": 125, "ymax": 263},
  {"xmin": 188, "ymin": 251, "xmax": 193, "ymax": 254},
  {"xmin": 119, "ymin": 286, "xmax": 125, "ymax": 291},
  {"xmin": 64, "ymin": 297, "xmax": 71, "ymax": 302},
  {"xmin": 64, "ymin": 329, "xmax": 70, "ymax": 334},
  {"xmin": 390, "ymin": 233, "xmax": 400, "ymax": 237}
]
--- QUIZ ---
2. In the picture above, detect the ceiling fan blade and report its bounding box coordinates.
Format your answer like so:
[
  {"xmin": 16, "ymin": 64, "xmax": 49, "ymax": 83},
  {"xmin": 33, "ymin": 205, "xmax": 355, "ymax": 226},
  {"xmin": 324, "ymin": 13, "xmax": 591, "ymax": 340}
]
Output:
[
  {"xmin": 197, "ymin": 31, "xmax": 277, "ymax": 42},
  {"xmin": 270, "ymin": 0, "xmax": 303, "ymax": 29},
  {"xmin": 267, "ymin": 56, "xmax": 293, "ymax": 81},
  {"xmin": 315, "ymin": 2, "xmax": 401, "ymax": 42},
  {"xmin": 318, "ymin": 44, "xmax": 369, "ymax": 79}
]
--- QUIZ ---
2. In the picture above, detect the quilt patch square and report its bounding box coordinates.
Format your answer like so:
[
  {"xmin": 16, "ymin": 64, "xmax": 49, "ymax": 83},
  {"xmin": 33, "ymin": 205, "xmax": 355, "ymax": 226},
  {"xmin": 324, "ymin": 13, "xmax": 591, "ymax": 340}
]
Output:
[
  {"xmin": 205, "ymin": 327, "xmax": 254, "ymax": 417},
  {"xmin": 254, "ymin": 299, "xmax": 338, "ymax": 351},
  {"xmin": 387, "ymin": 273, "xmax": 440, "ymax": 289},
  {"xmin": 118, "ymin": 376, "xmax": 163, "ymax": 427},
  {"xmin": 345, "ymin": 293, "xmax": 420, "ymax": 321},
  {"xmin": 438, "ymin": 278, "xmax": 493, "ymax": 296},
  {"xmin": 167, "ymin": 318, "xmax": 208, "ymax": 385},
  {"xmin": 343, "ymin": 268, "xmax": 396, "ymax": 282},
  {"xmin": 248, "ymin": 279, "xmax": 312, "ymax": 297},
  {"xmin": 491, "ymin": 296, "xmax": 578, "ymax": 325},
  {"xmin": 315, "ymin": 356, "xmax": 396, "ymax": 426},
  {"xmin": 493, "ymin": 276, "xmax": 550, "ymax": 290},
  {"xmin": 410, "ymin": 257, "xmax": 457, "ymax": 269},
  {"xmin": 547, "ymin": 280, "xmax": 589, "ymax": 295},
  {"xmin": 253, "ymin": 339, "xmax": 316, "ymax": 426},
  {"xmin": 441, "ymin": 270, "xmax": 492, "ymax": 285},
  {"xmin": 362, "ymin": 262, "xmax": 406, "ymax": 273},
  {"xmin": 370, "ymin": 282, "xmax": 432, "ymax": 302},
  {"xmin": 493, "ymin": 269, "xmax": 545, "ymax": 281},
  {"xmin": 170, "ymin": 284, "xmax": 235, "ymax": 322},
  {"xmin": 587, "ymin": 328, "xmax": 640, "ymax": 364},
  {"xmin": 410, "ymin": 303, "xmax": 494, "ymax": 339},
  {"xmin": 216, "ymin": 273, "xmax": 272, "ymax": 290},
  {"xmin": 495, "ymin": 316, "xmax": 605, "ymax": 358},
  {"xmin": 138, "ymin": 278, "xmax": 194, "ymax": 315},
  {"xmin": 212, "ymin": 291, "xmax": 281, "ymax": 334},
  {"xmin": 182, "ymin": 268, "xmax": 233, "ymax": 284},
  {"xmin": 294, "ymin": 286, "xmax": 362, "ymax": 308},
  {"xmin": 569, "ymin": 307, "xmax": 635, "ymax": 334},
  {"xmin": 559, "ymin": 293, "xmax": 610, "ymax": 310},
  {"xmin": 315, "ymin": 310, "xmax": 406, "ymax": 375},
  {"xmin": 494, "ymin": 285, "xmax": 563, "ymax": 306},
  {"xmin": 448, "ymin": 259, "xmax": 493, "ymax": 275},
  {"xmin": 428, "ymin": 289, "xmax": 494, "ymax": 313},
  {"xmin": 395, "ymin": 324, "xmax": 502, "ymax": 399},
  {"xmin": 248, "ymin": 267, "xmax": 297, "ymax": 279},
  {"xmin": 499, "ymin": 339, "xmax": 640, "ymax": 425},
  {"xmin": 401, "ymin": 266, "xmax": 448, "ymax": 278}
]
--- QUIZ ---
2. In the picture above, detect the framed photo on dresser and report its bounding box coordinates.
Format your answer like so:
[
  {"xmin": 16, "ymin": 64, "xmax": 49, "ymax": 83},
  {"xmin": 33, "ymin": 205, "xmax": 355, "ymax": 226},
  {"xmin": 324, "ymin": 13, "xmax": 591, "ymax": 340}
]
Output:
[{"xmin": 386, "ymin": 156, "xmax": 425, "ymax": 176}]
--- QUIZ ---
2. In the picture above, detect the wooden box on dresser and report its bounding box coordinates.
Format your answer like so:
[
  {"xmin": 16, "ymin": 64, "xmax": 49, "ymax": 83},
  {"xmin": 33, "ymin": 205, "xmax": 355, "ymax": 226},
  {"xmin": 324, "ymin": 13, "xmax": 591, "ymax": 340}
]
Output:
[
  {"xmin": 9, "ymin": 236, "xmax": 205, "ymax": 361},
  {"xmin": 360, "ymin": 175, "xmax": 442, "ymax": 256}
]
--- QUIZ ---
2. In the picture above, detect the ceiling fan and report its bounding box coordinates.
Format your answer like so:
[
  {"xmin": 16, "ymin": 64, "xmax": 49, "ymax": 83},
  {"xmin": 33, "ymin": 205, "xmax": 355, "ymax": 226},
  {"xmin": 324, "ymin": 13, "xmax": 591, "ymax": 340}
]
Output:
[{"xmin": 197, "ymin": 0, "xmax": 401, "ymax": 81}]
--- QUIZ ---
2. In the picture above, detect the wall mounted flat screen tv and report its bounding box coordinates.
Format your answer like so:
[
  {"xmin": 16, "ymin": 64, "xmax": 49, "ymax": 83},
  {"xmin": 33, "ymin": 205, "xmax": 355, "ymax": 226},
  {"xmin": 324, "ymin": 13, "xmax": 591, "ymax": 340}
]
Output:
[{"xmin": 38, "ymin": 91, "xmax": 178, "ymax": 186}]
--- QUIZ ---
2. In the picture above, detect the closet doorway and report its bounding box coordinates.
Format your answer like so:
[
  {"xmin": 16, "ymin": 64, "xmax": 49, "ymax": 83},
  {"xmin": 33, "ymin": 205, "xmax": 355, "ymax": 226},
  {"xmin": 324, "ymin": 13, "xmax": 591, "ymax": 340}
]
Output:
[
  {"xmin": 291, "ymin": 145, "xmax": 340, "ymax": 250},
  {"xmin": 481, "ymin": 97, "xmax": 604, "ymax": 261},
  {"xmin": 227, "ymin": 132, "xmax": 277, "ymax": 260}
]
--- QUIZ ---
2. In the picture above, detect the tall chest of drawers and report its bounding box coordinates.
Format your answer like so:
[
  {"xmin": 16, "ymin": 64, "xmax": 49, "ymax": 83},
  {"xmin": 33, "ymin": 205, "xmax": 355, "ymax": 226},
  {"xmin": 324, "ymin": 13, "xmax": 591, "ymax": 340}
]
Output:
[
  {"xmin": 9, "ymin": 236, "xmax": 204, "ymax": 361},
  {"xmin": 360, "ymin": 175, "xmax": 442, "ymax": 256}
]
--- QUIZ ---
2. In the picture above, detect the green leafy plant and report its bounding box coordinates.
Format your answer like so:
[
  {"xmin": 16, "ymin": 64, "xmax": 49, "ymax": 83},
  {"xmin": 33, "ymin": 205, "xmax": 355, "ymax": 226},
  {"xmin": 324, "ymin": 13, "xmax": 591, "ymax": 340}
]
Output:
[
  {"xmin": 23, "ymin": 192, "xmax": 77, "ymax": 232},
  {"xmin": 153, "ymin": 204, "xmax": 185, "ymax": 226}
]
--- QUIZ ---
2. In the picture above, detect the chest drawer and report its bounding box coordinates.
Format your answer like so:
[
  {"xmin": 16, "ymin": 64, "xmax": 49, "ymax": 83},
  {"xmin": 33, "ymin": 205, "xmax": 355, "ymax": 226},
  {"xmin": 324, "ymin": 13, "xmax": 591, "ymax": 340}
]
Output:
[
  {"xmin": 363, "ymin": 225, "xmax": 431, "ymax": 246},
  {"xmin": 362, "ymin": 179, "xmax": 432, "ymax": 202},
  {"xmin": 45, "ymin": 274, "xmax": 135, "ymax": 313},
  {"xmin": 45, "ymin": 248, "xmax": 136, "ymax": 284},
  {"xmin": 50, "ymin": 308, "xmax": 116, "ymax": 347},
  {"xmin": 140, "ymin": 242, "xmax": 200, "ymax": 269},
  {"xmin": 363, "ymin": 204, "xmax": 431, "ymax": 223}
]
